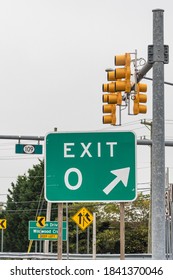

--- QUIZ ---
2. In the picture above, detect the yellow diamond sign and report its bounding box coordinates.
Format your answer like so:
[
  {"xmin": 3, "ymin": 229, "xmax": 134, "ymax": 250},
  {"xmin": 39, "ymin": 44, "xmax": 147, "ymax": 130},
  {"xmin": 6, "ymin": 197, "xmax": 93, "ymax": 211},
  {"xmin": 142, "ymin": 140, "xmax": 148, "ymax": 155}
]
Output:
[
  {"xmin": 36, "ymin": 216, "xmax": 45, "ymax": 228},
  {"xmin": 72, "ymin": 207, "xmax": 93, "ymax": 230},
  {"xmin": 0, "ymin": 219, "xmax": 7, "ymax": 230}
]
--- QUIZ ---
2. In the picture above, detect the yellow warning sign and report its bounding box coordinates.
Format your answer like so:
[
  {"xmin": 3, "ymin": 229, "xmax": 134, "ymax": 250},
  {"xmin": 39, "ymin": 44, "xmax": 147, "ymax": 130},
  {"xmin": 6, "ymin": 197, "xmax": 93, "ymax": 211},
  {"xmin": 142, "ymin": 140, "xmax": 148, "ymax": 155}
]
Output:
[
  {"xmin": 0, "ymin": 219, "xmax": 7, "ymax": 230},
  {"xmin": 72, "ymin": 207, "xmax": 93, "ymax": 230},
  {"xmin": 36, "ymin": 216, "xmax": 45, "ymax": 228}
]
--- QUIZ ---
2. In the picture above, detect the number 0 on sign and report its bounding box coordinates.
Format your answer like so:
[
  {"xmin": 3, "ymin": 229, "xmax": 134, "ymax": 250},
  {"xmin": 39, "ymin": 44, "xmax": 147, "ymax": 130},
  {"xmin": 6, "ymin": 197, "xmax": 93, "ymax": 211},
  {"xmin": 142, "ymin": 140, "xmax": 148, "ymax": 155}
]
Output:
[{"xmin": 45, "ymin": 131, "xmax": 136, "ymax": 202}]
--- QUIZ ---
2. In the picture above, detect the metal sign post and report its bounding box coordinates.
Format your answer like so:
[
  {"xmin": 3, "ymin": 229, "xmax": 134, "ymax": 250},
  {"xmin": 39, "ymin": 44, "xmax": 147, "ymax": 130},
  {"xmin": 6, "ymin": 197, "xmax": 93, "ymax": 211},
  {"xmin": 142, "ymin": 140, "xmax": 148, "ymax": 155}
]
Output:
[
  {"xmin": 57, "ymin": 203, "xmax": 63, "ymax": 260},
  {"xmin": 1, "ymin": 229, "xmax": 3, "ymax": 253},
  {"xmin": 92, "ymin": 213, "xmax": 96, "ymax": 260},
  {"xmin": 120, "ymin": 202, "xmax": 125, "ymax": 260},
  {"xmin": 151, "ymin": 9, "xmax": 168, "ymax": 260}
]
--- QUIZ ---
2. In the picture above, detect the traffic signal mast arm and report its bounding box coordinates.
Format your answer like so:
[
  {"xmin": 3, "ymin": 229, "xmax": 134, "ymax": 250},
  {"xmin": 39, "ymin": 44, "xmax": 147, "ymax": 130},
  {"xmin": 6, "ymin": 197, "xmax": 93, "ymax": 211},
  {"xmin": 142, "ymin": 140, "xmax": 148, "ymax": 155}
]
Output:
[{"xmin": 136, "ymin": 62, "xmax": 153, "ymax": 83}]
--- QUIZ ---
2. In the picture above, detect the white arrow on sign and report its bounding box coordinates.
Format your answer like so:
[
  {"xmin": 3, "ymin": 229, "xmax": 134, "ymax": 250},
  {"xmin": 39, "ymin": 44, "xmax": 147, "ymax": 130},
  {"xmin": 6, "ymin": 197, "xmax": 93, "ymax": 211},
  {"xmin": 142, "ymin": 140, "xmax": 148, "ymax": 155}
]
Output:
[{"xmin": 103, "ymin": 167, "xmax": 130, "ymax": 195}]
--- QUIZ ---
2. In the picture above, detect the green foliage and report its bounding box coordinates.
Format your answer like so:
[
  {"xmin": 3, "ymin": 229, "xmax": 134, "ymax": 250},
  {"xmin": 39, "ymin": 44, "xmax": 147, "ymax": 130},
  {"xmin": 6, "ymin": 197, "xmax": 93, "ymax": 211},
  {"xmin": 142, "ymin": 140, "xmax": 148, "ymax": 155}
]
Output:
[
  {"xmin": 125, "ymin": 222, "xmax": 148, "ymax": 253},
  {"xmin": 3, "ymin": 160, "xmax": 45, "ymax": 252}
]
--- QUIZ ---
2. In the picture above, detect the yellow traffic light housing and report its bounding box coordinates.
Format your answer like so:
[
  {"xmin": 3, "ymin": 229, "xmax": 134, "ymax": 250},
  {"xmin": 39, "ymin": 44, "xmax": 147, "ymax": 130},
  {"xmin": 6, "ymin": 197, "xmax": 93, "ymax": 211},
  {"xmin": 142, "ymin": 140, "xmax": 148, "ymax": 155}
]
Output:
[
  {"xmin": 133, "ymin": 83, "xmax": 147, "ymax": 115},
  {"xmin": 102, "ymin": 53, "xmax": 132, "ymax": 126},
  {"xmin": 102, "ymin": 104, "xmax": 116, "ymax": 125},
  {"xmin": 107, "ymin": 67, "xmax": 131, "ymax": 81},
  {"xmin": 102, "ymin": 92, "xmax": 122, "ymax": 105},
  {"xmin": 106, "ymin": 92, "xmax": 122, "ymax": 105},
  {"xmin": 102, "ymin": 80, "xmax": 131, "ymax": 93},
  {"xmin": 102, "ymin": 91, "xmax": 122, "ymax": 125},
  {"xmin": 102, "ymin": 53, "xmax": 131, "ymax": 94},
  {"xmin": 115, "ymin": 53, "xmax": 131, "ymax": 66}
]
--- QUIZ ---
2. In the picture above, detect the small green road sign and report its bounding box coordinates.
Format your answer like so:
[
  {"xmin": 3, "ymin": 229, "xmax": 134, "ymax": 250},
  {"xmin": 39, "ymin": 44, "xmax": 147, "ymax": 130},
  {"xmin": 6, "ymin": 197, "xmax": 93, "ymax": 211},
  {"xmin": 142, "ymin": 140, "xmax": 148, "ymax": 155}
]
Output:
[
  {"xmin": 15, "ymin": 144, "xmax": 42, "ymax": 154},
  {"xmin": 28, "ymin": 221, "xmax": 67, "ymax": 241},
  {"xmin": 45, "ymin": 131, "xmax": 136, "ymax": 202}
]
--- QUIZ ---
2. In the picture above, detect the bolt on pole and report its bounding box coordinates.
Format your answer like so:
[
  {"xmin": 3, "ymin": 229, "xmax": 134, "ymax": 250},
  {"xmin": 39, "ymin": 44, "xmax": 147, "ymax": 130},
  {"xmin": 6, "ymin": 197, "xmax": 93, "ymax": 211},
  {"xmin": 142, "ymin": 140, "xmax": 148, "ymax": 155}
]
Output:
[{"xmin": 152, "ymin": 9, "xmax": 167, "ymax": 260}]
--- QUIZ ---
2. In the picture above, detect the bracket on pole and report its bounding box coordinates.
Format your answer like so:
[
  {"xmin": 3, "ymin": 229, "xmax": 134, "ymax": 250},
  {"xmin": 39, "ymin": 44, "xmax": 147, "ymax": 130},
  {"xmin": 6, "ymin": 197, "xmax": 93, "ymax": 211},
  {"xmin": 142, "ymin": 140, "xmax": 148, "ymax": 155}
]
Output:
[{"xmin": 148, "ymin": 45, "xmax": 169, "ymax": 64}]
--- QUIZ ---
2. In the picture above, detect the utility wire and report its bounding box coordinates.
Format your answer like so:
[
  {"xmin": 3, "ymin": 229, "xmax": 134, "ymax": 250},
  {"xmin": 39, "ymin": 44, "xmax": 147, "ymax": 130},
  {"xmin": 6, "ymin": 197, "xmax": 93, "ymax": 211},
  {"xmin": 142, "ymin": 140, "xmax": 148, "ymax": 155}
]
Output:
[
  {"xmin": 144, "ymin": 76, "xmax": 173, "ymax": 86},
  {"xmin": 35, "ymin": 184, "xmax": 45, "ymax": 218}
]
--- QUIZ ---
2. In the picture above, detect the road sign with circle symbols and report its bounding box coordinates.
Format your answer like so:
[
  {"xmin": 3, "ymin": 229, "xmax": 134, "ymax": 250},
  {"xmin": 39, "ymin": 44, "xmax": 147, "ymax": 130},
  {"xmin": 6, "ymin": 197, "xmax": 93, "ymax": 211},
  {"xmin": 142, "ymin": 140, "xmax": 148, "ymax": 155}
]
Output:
[
  {"xmin": 15, "ymin": 144, "xmax": 42, "ymax": 154},
  {"xmin": 45, "ymin": 131, "xmax": 136, "ymax": 202}
]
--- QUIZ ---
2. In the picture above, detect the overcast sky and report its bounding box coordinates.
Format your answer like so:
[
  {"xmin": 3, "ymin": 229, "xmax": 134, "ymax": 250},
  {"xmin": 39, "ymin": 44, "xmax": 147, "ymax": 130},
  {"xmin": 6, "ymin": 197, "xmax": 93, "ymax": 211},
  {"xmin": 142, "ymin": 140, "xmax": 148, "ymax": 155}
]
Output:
[{"xmin": 0, "ymin": 0, "xmax": 173, "ymax": 203}]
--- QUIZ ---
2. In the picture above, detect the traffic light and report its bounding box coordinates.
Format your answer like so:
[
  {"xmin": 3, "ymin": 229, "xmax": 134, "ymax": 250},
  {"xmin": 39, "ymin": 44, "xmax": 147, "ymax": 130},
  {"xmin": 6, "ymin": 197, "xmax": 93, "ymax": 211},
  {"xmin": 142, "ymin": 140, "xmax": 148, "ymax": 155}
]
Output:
[
  {"xmin": 102, "ymin": 92, "xmax": 122, "ymax": 125},
  {"xmin": 102, "ymin": 53, "xmax": 131, "ymax": 93},
  {"xmin": 102, "ymin": 103, "xmax": 116, "ymax": 125},
  {"xmin": 102, "ymin": 92, "xmax": 122, "ymax": 105},
  {"xmin": 133, "ymin": 83, "xmax": 147, "ymax": 115},
  {"xmin": 102, "ymin": 53, "xmax": 131, "ymax": 125},
  {"xmin": 102, "ymin": 93, "xmax": 116, "ymax": 125}
]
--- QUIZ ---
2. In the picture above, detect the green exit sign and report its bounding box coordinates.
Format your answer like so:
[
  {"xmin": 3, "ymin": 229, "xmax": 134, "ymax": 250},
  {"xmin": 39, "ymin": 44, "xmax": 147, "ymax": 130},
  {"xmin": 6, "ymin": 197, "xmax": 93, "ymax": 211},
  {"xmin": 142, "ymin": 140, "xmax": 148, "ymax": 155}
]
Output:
[{"xmin": 45, "ymin": 131, "xmax": 136, "ymax": 202}]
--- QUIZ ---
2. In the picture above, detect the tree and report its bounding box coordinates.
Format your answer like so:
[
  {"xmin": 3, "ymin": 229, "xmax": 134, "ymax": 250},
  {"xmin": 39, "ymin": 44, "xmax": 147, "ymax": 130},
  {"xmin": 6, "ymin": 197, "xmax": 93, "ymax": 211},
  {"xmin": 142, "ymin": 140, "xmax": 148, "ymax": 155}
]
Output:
[
  {"xmin": 95, "ymin": 193, "xmax": 149, "ymax": 254},
  {"xmin": 3, "ymin": 160, "xmax": 45, "ymax": 252}
]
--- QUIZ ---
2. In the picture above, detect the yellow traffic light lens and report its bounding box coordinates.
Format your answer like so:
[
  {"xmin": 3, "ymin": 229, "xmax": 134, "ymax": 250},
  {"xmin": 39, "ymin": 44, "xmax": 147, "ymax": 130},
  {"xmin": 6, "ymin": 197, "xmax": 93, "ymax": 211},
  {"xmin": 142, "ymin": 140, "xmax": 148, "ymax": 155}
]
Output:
[
  {"xmin": 134, "ymin": 93, "xmax": 147, "ymax": 103},
  {"xmin": 139, "ymin": 93, "xmax": 147, "ymax": 103},
  {"xmin": 103, "ymin": 93, "xmax": 122, "ymax": 105},
  {"xmin": 115, "ymin": 55, "xmax": 126, "ymax": 66},
  {"xmin": 133, "ymin": 104, "xmax": 147, "ymax": 114},
  {"xmin": 107, "ymin": 67, "xmax": 131, "ymax": 81},
  {"xmin": 107, "ymin": 68, "xmax": 126, "ymax": 81},
  {"xmin": 102, "ymin": 84, "xmax": 109, "ymax": 92},
  {"xmin": 139, "ymin": 105, "xmax": 147, "ymax": 114},
  {"xmin": 102, "ymin": 94, "xmax": 109, "ymax": 102},
  {"xmin": 103, "ymin": 115, "xmax": 112, "ymax": 124},
  {"xmin": 138, "ymin": 83, "xmax": 147, "ymax": 92},
  {"xmin": 102, "ymin": 81, "xmax": 131, "ymax": 93},
  {"xmin": 102, "ymin": 104, "xmax": 113, "ymax": 113},
  {"xmin": 115, "ymin": 53, "xmax": 131, "ymax": 66},
  {"xmin": 107, "ymin": 71, "xmax": 116, "ymax": 81},
  {"xmin": 115, "ymin": 81, "xmax": 126, "ymax": 91},
  {"xmin": 103, "ymin": 115, "xmax": 116, "ymax": 125},
  {"xmin": 108, "ymin": 94, "xmax": 118, "ymax": 104},
  {"xmin": 108, "ymin": 82, "xmax": 116, "ymax": 92}
]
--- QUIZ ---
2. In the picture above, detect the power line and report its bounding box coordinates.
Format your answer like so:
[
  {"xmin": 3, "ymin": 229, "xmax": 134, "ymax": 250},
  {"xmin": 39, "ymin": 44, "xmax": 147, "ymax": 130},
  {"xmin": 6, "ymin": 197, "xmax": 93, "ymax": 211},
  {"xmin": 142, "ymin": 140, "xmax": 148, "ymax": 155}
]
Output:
[
  {"xmin": 0, "ymin": 156, "xmax": 43, "ymax": 160},
  {"xmin": 144, "ymin": 76, "xmax": 173, "ymax": 86}
]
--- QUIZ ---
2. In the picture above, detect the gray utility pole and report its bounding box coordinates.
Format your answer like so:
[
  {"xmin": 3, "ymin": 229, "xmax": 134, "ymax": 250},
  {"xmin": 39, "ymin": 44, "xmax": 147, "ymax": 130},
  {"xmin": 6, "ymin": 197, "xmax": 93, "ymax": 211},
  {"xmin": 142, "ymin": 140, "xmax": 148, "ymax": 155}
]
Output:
[{"xmin": 152, "ymin": 9, "xmax": 168, "ymax": 260}]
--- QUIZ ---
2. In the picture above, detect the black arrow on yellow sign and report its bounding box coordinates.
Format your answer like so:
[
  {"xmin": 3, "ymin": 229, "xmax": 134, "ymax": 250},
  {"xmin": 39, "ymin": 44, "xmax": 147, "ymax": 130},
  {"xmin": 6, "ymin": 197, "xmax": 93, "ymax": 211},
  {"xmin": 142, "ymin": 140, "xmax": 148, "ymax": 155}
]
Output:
[
  {"xmin": 36, "ymin": 216, "xmax": 45, "ymax": 228},
  {"xmin": 78, "ymin": 212, "xmax": 91, "ymax": 225},
  {"xmin": 72, "ymin": 207, "xmax": 93, "ymax": 230},
  {"xmin": 85, "ymin": 213, "xmax": 91, "ymax": 222},
  {"xmin": 0, "ymin": 219, "xmax": 7, "ymax": 229}
]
